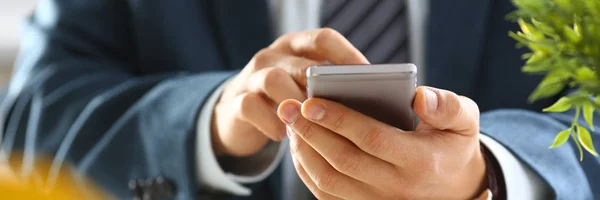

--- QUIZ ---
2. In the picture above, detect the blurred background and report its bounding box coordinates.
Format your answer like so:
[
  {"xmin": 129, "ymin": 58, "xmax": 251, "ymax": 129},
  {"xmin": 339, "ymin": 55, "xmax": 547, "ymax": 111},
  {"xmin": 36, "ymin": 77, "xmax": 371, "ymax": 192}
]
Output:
[{"xmin": 0, "ymin": 0, "xmax": 37, "ymax": 87}]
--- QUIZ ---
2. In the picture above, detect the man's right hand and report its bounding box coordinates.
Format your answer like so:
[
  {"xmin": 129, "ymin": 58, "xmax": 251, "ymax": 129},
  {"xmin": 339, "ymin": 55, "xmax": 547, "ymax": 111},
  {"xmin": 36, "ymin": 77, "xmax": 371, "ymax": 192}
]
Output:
[{"xmin": 211, "ymin": 28, "xmax": 370, "ymax": 157}]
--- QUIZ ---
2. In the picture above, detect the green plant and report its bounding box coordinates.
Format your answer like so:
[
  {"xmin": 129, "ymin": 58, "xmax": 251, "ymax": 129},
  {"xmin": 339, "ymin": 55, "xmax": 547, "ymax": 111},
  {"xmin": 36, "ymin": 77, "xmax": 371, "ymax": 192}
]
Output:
[{"xmin": 508, "ymin": 0, "xmax": 599, "ymax": 160}]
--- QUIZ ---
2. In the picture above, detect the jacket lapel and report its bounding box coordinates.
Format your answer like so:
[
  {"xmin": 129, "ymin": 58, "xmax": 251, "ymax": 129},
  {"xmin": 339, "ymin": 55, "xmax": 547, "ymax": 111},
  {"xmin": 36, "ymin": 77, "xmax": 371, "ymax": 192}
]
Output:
[
  {"xmin": 211, "ymin": 0, "xmax": 274, "ymax": 70},
  {"xmin": 425, "ymin": 0, "xmax": 493, "ymax": 98}
]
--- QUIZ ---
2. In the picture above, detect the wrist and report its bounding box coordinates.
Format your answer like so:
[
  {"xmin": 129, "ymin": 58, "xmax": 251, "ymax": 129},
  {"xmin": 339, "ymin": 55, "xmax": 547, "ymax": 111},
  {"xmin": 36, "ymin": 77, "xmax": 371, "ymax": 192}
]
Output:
[{"xmin": 435, "ymin": 145, "xmax": 487, "ymax": 199}]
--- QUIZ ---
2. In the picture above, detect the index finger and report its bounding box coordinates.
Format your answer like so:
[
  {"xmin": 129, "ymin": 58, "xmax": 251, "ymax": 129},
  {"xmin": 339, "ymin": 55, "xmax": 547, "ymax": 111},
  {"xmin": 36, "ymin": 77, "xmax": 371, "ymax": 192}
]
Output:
[
  {"xmin": 271, "ymin": 28, "xmax": 370, "ymax": 65},
  {"xmin": 299, "ymin": 98, "xmax": 425, "ymax": 167}
]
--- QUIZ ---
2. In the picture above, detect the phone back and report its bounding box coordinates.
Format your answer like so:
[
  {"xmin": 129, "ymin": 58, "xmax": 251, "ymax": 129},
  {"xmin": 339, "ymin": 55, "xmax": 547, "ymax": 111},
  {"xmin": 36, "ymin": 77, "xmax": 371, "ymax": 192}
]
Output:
[{"xmin": 307, "ymin": 66, "xmax": 416, "ymax": 131}]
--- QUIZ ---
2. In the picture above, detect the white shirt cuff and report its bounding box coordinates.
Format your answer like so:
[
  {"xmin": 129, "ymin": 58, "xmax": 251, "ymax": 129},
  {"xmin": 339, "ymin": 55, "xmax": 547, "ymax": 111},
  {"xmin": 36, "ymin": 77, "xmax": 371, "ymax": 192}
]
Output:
[
  {"xmin": 195, "ymin": 78, "xmax": 287, "ymax": 196},
  {"xmin": 479, "ymin": 134, "xmax": 552, "ymax": 200}
]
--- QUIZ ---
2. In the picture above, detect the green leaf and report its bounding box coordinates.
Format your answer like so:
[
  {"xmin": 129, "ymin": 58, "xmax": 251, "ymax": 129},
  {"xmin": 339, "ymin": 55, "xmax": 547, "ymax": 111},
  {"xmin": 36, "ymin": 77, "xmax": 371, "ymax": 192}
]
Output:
[
  {"xmin": 521, "ymin": 51, "xmax": 554, "ymax": 73},
  {"xmin": 583, "ymin": 101, "xmax": 595, "ymax": 131},
  {"xmin": 531, "ymin": 18, "xmax": 556, "ymax": 35},
  {"xmin": 529, "ymin": 83, "xmax": 567, "ymax": 102},
  {"xmin": 528, "ymin": 69, "xmax": 570, "ymax": 102},
  {"xmin": 508, "ymin": 31, "xmax": 527, "ymax": 44},
  {"xmin": 522, "ymin": 59, "xmax": 553, "ymax": 73},
  {"xmin": 576, "ymin": 125, "xmax": 599, "ymax": 156},
  {"xmin": 525, "ymin": 52, "xmax": 546, "ymax": 64},
  {"xmin": 563, "ymin": 25, "xmax": 582, "ymax": 42},
  {"xmin": 549, "ymin": 129, "xmax": 571, "ymax": 148},
  {"xmin": 518, "ymin": 18, "xmax": 546, "ymax": 41},
  {"xmin": 575, "ymin": 67, "xmax": 597, "ymax": 81},
  {"xmin": 543, "ymin": 97, "xmax": 573, "ymax": 112},
  {"xmin": 554, "ymin": 0, "xmax": 574, "ymax": 12},
  {"xmin": 528, "ymin": 42, "xmax": 554, "ymax": 54},
  {"xmin": 517, "ymin": 18, "xmax": 533, "ymax": 35},
  {"xmin": 521, "ymin": 52, "xmax": 533, "ymax": 60},
  {"xmin": 571, "ymin": 93, "xmax": 591, "ymax": 104}
]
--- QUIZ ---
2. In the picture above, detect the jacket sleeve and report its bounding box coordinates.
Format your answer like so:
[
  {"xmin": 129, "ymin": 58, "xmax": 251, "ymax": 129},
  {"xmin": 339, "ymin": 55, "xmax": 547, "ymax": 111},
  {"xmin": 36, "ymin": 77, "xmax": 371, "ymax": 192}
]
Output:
[
  {"xmin": 480, "ymin": 109, "xmax": 600, "ymax": 199},
  {"xmin": 0, "ymin": 0, "xmax": 237, "ymax": 199}
]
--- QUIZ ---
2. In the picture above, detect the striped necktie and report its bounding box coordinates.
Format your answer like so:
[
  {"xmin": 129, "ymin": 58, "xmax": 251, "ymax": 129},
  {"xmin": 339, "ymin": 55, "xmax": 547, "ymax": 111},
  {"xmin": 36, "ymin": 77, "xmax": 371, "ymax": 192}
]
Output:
[
  {"xmin": 283, "ymin": 2, "xmax": 412, "ymax": 199},
  {"xmin": 321, "ymin": 0, "xmax": 410, "ymax": 64}
]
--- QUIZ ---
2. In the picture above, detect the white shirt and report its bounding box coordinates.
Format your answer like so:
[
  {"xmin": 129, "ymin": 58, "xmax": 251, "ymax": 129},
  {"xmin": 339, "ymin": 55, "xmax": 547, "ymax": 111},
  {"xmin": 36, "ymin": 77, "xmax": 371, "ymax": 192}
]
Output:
[{"xmin": 195, "ymin": 0, "xmax": 551, "ymax": 199}]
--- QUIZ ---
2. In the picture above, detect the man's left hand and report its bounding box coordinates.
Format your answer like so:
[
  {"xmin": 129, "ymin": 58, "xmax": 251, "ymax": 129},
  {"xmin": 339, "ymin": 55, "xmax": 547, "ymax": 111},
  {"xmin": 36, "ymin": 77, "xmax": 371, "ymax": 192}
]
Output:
[{"xmin": 277, "ymin": 86, "xmax": 487, "ymax": 199}]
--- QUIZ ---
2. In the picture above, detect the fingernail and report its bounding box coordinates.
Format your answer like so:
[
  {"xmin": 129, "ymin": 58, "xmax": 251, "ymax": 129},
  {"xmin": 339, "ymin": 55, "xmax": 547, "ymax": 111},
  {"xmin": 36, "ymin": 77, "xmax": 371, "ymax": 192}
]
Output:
[
  {"xmin": 305, "ymin": 104, "xmax": 325, "ymax": 120},
  {"xmin": 424, "ymin": 88, "xmax": 438, "ymax": 113},
  {"xmin": 280, "ymin": 103, "xmax": 300, "ymax": 124}
]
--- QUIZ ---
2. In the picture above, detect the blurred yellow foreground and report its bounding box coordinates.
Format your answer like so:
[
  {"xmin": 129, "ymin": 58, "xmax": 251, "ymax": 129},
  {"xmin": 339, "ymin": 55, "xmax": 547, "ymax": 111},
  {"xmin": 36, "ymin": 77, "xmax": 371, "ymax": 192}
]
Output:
[{"xmin": 0, "ymin": 154, "xmax": 110, "ymax": 200}]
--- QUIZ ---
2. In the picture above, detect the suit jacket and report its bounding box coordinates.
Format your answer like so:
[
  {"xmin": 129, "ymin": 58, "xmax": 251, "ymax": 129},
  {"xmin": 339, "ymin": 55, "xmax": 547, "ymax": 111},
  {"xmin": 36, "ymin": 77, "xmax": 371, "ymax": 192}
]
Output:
[{"xmin": 1, "ymin": 0, "xmax": 598, "ymax": 199}]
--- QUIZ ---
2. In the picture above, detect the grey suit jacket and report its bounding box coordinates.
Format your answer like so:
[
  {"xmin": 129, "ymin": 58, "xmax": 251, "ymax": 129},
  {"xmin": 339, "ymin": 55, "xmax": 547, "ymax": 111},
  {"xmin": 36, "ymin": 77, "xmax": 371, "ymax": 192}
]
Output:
[{"xmin": 0, "ymin": 0, "xmax": 598, "ymax": 199}]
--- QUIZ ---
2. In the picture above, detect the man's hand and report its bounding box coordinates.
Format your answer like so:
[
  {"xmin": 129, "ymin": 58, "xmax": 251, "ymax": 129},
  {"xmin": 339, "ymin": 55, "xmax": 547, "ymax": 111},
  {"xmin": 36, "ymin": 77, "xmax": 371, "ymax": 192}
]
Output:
[
  {"xmin": 212, "ymin": 28, "xmax": 370, "ymax": 157},
  {"xmin": 277, "ymin": 86, "xmax": 487, "ymax": 199}
]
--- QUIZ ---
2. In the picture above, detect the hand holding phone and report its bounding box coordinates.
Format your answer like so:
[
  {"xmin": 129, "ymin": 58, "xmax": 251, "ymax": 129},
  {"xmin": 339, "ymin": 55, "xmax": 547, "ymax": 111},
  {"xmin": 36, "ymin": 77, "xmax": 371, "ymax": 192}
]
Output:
[{"xmin": 306, "ymin": 63, "xmax": 417, "ymax": 131}]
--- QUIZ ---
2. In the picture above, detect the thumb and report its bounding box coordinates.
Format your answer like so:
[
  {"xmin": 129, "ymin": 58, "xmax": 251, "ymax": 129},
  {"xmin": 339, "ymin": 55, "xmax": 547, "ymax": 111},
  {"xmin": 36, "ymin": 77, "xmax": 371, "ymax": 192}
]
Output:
[{"xmin": 413, "ymin": 86, "xmax": 480, "ymax": 134}]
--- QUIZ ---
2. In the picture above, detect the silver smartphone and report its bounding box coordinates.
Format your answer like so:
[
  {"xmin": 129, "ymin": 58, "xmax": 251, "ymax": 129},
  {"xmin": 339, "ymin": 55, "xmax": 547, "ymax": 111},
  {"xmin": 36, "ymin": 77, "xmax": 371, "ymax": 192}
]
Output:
[{"xmin": 306, "ymin": 63, "xmax": 417, "ymax": 131}]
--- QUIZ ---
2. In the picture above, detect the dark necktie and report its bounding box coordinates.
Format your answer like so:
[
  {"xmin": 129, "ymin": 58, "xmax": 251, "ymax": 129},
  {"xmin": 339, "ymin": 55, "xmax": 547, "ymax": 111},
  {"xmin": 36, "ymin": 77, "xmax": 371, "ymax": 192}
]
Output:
[
  {"xmin": 321, "ymin": 0, "xmax": 410, "ymax": 64},
  {"xmin": 283, "ymin": 2, "xmax": 412, "ymax": 200}
]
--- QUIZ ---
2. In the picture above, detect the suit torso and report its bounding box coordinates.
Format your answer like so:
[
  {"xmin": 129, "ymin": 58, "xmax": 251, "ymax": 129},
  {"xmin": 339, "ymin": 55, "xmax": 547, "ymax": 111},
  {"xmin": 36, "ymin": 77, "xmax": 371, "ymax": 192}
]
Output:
[
  {"xmin": 120, "ymin": 0, "xmax": 548, "ymax": 198},
  {"xmin": 3, "ymin": 0, "xmax": 597, "ymax": 199},
  {"xmin": 126, "ymin": 0, "xmax": 556, "ymax": 113},
  {"xmin": 120, "ymin": 1, "xmax": 559, "ymax": 198},
  {"xmin": 119, "ymin": 0, "xmax": 560, "ymax": 195}
]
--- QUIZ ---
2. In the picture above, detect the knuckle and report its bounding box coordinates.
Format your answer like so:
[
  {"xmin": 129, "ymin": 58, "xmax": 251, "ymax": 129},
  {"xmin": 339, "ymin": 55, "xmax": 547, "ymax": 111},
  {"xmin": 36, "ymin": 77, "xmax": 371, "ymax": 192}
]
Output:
[
  {"xmin": 331, "ymin": 148, "xmax": 360, "ymax": 174},
  {"xmin": 289, "ymin": 139, "xmax": 301, "ymax": 155},
  {"xmin": 442, "ymin": 91, "xmax": 463, "ymax": 119},
  {"xmin": 314, "ymin": 172, "xmax": 338, "ymax": 192},
  {"xmin": 289, "ymin": 133, "xmax": 304, "ymax": 156},
  {"xmin": 292, "ymin": 59, "xmax": 318, "ymax": 78},
  {"xmin": 330, "ymin": 111, "xmax": 346, "ymax": 132},
  {"xmin": 460, "ymin": 95, "xmax": 480, "ymax": 118},
  {"xmin": 262, "ymin": 67, "xmax": 287, "ymax": 89},
  {"xmin": 315, "ymin": 28, "xmax": 340, "ymax": 47},
  {"xmin": 315, "ymin": 28, "xmax": 363, "ymax": 64},
  {"xmin": 298, "ymin": 58, "xmax": 320, "ymax": 67},
  {"xmin": 237, "ymin": 93, "xmax": 260, "ymax": 120},
  {"xmin": 271, "ymin": 32, "xmax": 295, "ymax": 47},
  {"xmin": 359, "ymin": 128, "xmax": 387, "ymax": 154},
  {"xmin": 298, "ymin": 122, "xmax": 317, "ymax": 141},
  {"xmin": 251, "ymin": 48, "xmax": 273, "ymax": 69},
  {"xmin": 319, "ymin": 27, "xmax": 339, "ymax": 37}
]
